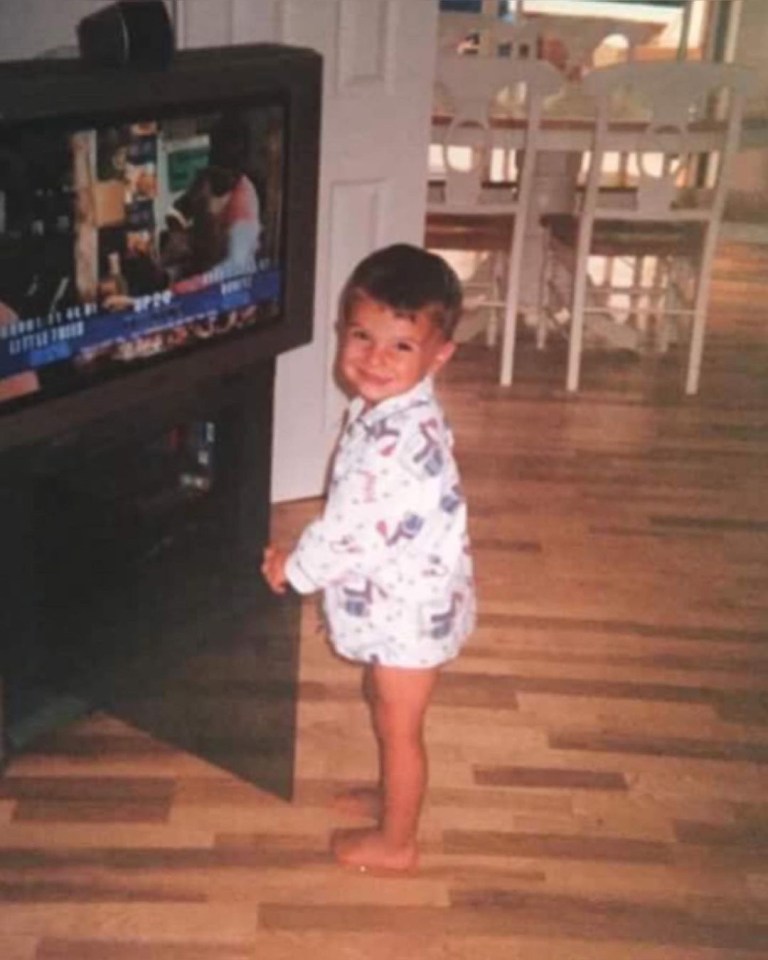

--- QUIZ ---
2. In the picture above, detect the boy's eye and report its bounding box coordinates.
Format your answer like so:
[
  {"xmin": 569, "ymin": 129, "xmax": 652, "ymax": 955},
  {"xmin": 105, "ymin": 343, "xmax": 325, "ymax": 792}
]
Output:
[
  {"xmin": 349, "ymin": 328, "xmax": 369, "ymax": 341},
  {"xmin": 396, "ymin": 341, "xmax": 415, "ymax": 353}
]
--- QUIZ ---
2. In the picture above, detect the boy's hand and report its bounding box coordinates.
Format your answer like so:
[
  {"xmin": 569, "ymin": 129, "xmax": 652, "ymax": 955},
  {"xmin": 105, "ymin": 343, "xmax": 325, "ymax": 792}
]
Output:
[{"xmin": 262, "ymin": 545, "xmax": 289, "ymax": 594}]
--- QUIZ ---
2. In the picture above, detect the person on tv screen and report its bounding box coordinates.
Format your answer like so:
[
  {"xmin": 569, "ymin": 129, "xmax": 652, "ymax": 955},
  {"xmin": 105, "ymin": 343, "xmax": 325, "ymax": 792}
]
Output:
[
  {"xmin": 172, "ymin": 165, "xmax": 261, "ymax": 291},
  {"xmin": 167, "ymin": 113, "xmax": 263, "ymax": 294}
]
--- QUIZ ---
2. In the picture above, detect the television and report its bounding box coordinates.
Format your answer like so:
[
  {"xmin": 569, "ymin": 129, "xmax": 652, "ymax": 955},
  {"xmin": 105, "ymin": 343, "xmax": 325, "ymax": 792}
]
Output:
[
  {"xmin": 0, "ymin": 43, "xmax": 321, "ymax": 460},
  {"xmin": 0, "ymin": 45, "xmax": 320, "ymax": 788}
]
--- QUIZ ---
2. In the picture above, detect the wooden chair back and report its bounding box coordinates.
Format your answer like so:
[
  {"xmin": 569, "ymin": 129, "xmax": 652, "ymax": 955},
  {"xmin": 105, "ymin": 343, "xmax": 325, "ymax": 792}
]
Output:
[{"xmin": 432, "ymin": 55, "xmax": 562, "ymax": 213}]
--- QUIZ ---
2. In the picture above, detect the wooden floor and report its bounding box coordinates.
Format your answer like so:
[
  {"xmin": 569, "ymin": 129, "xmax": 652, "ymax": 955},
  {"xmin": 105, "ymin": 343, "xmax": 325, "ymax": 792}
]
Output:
[{"xmin": 1, "ymin": 243, "xmax": 767, "ymax": 958}]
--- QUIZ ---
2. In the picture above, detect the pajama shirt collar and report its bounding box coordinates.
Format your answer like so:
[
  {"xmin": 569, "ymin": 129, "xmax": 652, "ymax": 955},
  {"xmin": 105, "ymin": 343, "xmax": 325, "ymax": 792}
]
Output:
[{"xmin": 347, "ymin": 376, "xmax": 436, "ymax": 431}]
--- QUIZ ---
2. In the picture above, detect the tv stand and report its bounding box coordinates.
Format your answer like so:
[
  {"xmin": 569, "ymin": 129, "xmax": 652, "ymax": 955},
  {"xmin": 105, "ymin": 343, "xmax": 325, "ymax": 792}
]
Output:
[{"xmin": 0, "ymin": 359, "xmax": 300, "ymax": 798}]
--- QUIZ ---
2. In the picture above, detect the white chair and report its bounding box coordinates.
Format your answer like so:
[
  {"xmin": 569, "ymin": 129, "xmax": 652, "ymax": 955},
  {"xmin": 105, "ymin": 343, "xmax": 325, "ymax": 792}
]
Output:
[
  {"xmin": 540, "ymin": 61, "xmax": 755, "ymax": 395},
  {"xmin": 426, "ymin": 54, "xmax": 562, "ymax": 386}
]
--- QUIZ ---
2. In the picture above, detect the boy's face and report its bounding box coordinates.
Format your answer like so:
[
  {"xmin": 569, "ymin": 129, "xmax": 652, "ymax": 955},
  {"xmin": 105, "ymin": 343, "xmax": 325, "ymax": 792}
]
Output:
[{"xmin": 339, "ymin": 295, "xmax": 455, "ymax": 407}]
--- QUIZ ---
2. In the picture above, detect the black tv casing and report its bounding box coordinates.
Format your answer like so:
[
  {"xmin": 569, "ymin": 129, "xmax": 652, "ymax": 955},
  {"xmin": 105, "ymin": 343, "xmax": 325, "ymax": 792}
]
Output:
[{"xmin": 0, "ymin": 44, "xmax": 322, "ymax": 466}]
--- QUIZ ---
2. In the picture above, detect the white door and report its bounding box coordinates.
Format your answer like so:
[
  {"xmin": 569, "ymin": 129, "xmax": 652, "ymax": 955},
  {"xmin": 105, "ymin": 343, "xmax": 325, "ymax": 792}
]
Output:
[
  {"xmin": 177, "ymin": 0, "xmax": 438, "ymax": 502},
  {"xmin": 271, "ymin": 0, "xmax": 439, "ymax": 501}
]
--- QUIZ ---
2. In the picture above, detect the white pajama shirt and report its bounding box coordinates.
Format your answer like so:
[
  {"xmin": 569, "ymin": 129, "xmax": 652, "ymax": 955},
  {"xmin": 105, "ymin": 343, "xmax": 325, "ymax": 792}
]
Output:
[{"xmin": 284, "ymin": 377, "xmax": 475, "ymax": 668}]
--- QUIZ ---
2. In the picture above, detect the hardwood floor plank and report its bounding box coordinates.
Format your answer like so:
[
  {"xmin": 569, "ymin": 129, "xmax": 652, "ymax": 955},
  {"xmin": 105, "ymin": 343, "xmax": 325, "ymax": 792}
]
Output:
[
  {"xmin": 12, "ymin": 800, "xmax": 171, "ymax": 824},
  {"xmin": 674, "ymin": 819, "xmax": 768, "ymax": 848},
  {"xmin": 0, "ymin": 879, "xmax": 204, "ymax": 903},
  {"xmin": 549, "ymin": 731, "xmax": 768, "ymax": 764},
  {"xmin": 477, "ymin": 613, "xmax": 767, "ymax": 645},
  {"xmin": 474, "ymin": 765, "xmax": 628, "ymax": 790},
  {"xmin": 0, "ymin": 778, "xmax": 175, "ymax": 803},
  {"xmin": 443, "ymin": 829, "xmax": 674, "ymax": 863},
  {"xmin": 34, "ymin": 932, "xmax": 761, "ymax": 960},
  {"xmin": 259, "ymin": 898, "xmax": 768, "ymax": 951},
  {"xmin": 36, "ymin": 943, "xmax": 254, "ymax": 960},
  {"xmin": 0, "ymin": 939, "xmax": 36, "ymax": 960},
  {"xmin": 0, "ymin": 903, "xmax": 258, "ymax": 941}
]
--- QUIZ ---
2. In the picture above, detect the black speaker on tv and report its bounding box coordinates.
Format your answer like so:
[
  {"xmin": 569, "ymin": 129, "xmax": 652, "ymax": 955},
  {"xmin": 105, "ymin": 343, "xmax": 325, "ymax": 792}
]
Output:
[{"xmin": 77, "ymin": 0, "xmax": 174, "ymax": 69}]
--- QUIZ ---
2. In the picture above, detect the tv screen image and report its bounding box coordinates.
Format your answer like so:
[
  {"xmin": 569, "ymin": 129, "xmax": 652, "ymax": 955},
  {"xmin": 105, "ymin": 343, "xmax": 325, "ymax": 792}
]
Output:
[{"xmin": 0, "ymin": 100, "xmax": 286, "ymax": 411}]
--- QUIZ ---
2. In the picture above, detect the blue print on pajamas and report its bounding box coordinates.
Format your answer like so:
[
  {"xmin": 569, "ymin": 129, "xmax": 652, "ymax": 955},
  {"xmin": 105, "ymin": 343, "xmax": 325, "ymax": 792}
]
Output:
[
  {"xmin": 427, "ymin": 593, "xmax": 461, "ymax": 640},
  {"xmin": 376, "ymin": 512, "xmax": 424, "ymax": 546},
  {"xmin": 402, "ymin": 417, "xmax": 444, "ymax": 479},
  {"xmin": 440, "ymin": 484, "xmax": 463, "ymax": 514},
  {"xmin": 342, "ymin": 578, "xmax": 374, "ymax": 617},
  {"xmin": 413, "ymin": 418, "xmax": 444, "ymax": 477},
  {"xmin": 284, "ymin": 377, "xmax": 476, "ymax": 669},
  {"xmin": 362, "ymin": 418, "xmax": 400, "ymax": 455}
]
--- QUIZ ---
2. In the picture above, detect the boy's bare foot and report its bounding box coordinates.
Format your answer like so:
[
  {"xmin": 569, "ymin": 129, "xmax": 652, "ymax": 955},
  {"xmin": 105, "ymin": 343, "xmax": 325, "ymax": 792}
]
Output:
[
  {"xmin": 332, "ymin": 786, "xmax": 382, "ymax": 820},
  {"xmin": 332, "ymin": 827, "xmax": 418, "ymax": 872}
]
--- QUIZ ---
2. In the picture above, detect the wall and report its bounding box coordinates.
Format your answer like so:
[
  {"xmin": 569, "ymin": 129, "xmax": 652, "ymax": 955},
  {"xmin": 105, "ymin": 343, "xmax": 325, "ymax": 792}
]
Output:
[{"xmin": 0, "ymin": 0, "xmax": 113, "ymax": 58}]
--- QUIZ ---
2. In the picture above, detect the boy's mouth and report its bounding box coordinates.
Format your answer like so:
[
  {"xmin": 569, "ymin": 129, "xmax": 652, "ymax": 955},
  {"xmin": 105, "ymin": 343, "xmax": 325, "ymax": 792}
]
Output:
[{"xmin": 358, "ymin": 369, "xmax": 391, "ymax": 388}]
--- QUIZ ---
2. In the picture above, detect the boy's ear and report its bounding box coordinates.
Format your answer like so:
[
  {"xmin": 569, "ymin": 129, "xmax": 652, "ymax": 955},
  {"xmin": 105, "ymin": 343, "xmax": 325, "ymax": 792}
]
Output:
[{"xmin": 430, "ymin": 338, "xmax": 456, "ymax": 374}]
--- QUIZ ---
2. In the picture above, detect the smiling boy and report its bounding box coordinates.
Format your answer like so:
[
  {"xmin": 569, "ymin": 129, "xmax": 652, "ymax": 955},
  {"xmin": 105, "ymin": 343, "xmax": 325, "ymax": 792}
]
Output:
[{"xmin": 262, "ymin": 244, "xmax": 475, "ymax": 871}]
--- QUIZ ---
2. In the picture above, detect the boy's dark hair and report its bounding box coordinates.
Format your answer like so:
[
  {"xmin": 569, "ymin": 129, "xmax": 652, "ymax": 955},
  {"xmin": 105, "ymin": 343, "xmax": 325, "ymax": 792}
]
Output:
[{"xmin": 340, "ymin": 243, "xmax": 463, "ymax": 339}]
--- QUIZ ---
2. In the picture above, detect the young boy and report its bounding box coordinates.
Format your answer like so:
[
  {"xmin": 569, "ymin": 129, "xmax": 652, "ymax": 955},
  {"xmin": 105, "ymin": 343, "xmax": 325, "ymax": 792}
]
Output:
[{"xmin": 262, "ymin": 243, "xmax": 475, "ymax": 872}]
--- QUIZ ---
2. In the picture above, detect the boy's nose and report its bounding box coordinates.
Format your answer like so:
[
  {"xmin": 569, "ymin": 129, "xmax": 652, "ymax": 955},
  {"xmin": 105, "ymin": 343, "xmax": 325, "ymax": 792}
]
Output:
[{"xmin": 366, "ymin": 343, "xmax": 389, "ymax": 367}]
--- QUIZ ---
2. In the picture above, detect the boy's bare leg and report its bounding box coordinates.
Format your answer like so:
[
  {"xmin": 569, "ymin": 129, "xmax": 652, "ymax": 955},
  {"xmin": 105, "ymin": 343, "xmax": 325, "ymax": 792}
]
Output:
[
  {"xmin": 332, "ymin": 786, "xmax": 382, "ymax": 820},
  {"xmin": 333, "ymin": 663, "xmax": 438, "ymax": 871},
  {"xmin": 333, "ymin": 667, "xmax": 382, "ymax": 820}
]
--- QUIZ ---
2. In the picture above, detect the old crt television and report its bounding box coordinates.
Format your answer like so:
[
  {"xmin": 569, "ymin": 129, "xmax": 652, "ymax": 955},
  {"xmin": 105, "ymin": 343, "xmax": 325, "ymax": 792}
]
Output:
[{"xmin": 0, "ymin": 44, "xmax": 321, "ymax": 459}]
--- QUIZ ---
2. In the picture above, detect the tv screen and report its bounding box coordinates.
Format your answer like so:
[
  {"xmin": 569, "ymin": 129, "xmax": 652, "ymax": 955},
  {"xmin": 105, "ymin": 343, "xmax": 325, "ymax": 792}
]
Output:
[
  {"xmin": 0, "ymin": 45, "xmax": 321, "ymax": 456},
  {"xmin": 0, "ymin": 101, "xmax": 285, "ymax": 408}
]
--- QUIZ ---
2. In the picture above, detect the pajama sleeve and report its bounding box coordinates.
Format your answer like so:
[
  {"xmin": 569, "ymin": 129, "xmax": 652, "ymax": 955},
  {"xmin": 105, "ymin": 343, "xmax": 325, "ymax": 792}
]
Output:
[{"xmin": 284, "ymin": 420, "xmax": 449, "ymax": 595}]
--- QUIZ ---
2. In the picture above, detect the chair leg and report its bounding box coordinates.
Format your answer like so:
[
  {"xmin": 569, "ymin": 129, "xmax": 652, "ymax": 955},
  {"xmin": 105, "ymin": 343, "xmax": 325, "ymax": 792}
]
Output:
[
  {"xmin": 685, "ymin": 231, "xmax": 717, "ymax": 396},
  {"xmin": 631, "ymin": 255, "xmax": 646, "ymax": 335},
  {"xmin": 566, "ymin": 227, "xmax": 592, "ymax": 392},
  {"xmin": 651, "ymin": 257, "xmax": 667, "ymax": 352},
  {"xmin": 657, "ymin": 257, "xmax": 680, "ymax": 355},
  {"xmin": 657, "ymin": 270, "xmax": 672, "ymax": 355},
  {"xmin": 537, "ymin": 230, "xmax": 553, "ymax": 350},
  {"xmin": 486, "ymin": 250, "xmax": 505, "ymax": 349},
  {"xmin": 499, "ymin": 219, "xmax": 526, "ymax": 387}
]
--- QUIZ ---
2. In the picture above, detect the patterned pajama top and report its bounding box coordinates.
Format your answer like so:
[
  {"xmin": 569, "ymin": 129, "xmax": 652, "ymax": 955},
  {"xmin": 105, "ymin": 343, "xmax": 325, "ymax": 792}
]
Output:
[{"xmin": 284, "ymin": 376, "xmax": 475, "ymax": 668}]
